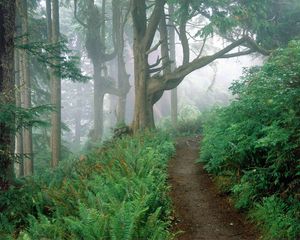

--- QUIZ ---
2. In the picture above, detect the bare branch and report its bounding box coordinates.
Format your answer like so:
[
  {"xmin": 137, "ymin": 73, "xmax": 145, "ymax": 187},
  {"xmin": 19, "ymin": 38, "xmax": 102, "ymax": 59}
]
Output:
[
  {"xmin": 149, "ymin": 56, "xmax": 165, "ymax": 68},
  {"xmin": 146, "ymin": 40, "xmax": 162, "ymax": 55},
  {"xmin": 220, "ymin": 49, "xmax": 255, "ymax": 58},
  {"xmin": 197, "ymin": 35, "xmax": 208, "ymax": 58}
]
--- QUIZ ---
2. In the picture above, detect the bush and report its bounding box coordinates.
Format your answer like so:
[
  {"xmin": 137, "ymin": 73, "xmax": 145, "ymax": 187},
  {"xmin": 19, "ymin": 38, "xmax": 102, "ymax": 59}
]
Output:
[
  {"xmin": 0, "ymin": 131, "xmax": 175, "ymax": 240},
  {"xmin": 200, "ymin": 41, "xmax": 300, "ymax": 239}
]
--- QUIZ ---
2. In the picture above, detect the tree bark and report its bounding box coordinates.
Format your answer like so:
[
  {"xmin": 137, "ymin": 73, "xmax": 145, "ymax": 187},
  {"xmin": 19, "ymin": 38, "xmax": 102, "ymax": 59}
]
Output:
[
  {"xmin": 93, "ymin": 60, "xmax": 104, "ymax": 140},
  {"xmin": 0, "ymin": 0, "xmax": 16, "ymax": 189},
  {"xmin": 168, "ymin": 3, "xmax": 178, "ymax": 126},
  {"xmin": 15, "ymin": 43, "xmax": 24, "ymax": 177},
  {"xmin": 131, "ymin": 0, "xmax": 164, "ymax": 132},
  {"xmin": 113, "ymin": 0, "xmax": 130, "ymax": 125},
  {"xmin": 18, "ymin": 0, "xmax": 33, "ymax": 175},
  {"xmin": 50, "ymin": 0, "xmax": 61, "ymax": 168}
]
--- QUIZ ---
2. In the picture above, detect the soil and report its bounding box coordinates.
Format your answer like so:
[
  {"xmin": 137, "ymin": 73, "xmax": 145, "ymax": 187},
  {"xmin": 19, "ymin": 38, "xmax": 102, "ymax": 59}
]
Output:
[{"xmin": 168, "ymin": 136, "xmax": 259, "ymax": 240}]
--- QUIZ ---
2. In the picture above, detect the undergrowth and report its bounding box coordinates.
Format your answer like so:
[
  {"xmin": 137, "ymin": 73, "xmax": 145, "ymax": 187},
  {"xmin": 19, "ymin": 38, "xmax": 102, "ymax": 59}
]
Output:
[
  {"xmin": 200, "ymin": 41, "xmax": 300, "ymax": 239},
  {"xmin": 0, "ymin": 131, "xmax": 175, "ymax": 240}
]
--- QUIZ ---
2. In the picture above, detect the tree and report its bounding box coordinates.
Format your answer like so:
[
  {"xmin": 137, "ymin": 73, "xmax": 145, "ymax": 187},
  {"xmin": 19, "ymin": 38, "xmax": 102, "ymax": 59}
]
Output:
[
  {"xmin": 130, "ymin": 0, "xmax": 272, "ymax": 132},
  {"xmin": 0, "ymin": 0, "xmax": 16, "ymax": 189},
  {"xmin": 74, "ymin": 0, "xmax": 119, "ymax": 140},
  {"xmin": 168, "ymin": 3, "xmax": 177, "ymax": 126},
  {"xmin": 49, "ymin": 0, "xmax": 61, "ymax": 168},
  {"xmin": 113, "ymin": 0, "xmax": 130, "ymax": 125},
  {"xmin": 17, "ymin": 0, "xmax": 33, "ymax": 175}
]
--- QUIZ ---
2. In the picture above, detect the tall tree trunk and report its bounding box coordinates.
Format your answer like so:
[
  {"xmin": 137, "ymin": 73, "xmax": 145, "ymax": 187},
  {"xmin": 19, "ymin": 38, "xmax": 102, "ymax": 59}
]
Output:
[
  {"xmin": 0, "ymin": 0, "xmax": 16, "ymax": 189},
  {"xmin": 132, "ymin": 43, "xmax": 150, "ymax": 131},
  {"xmin": 93, "ymin": 60, "xmax": 104, "ymax": 140},
  {"xmin": 50, "ymin": 0, "xmax": 61, "ymax": 168},
  {"xmin": 168, "ymin": 3, "xmax": 177, "ymax": 126},
  {"xmin": 18, "ymin": 0, "xmax": 33, "ymax": 175},
  {"xmin": 131, "ymin": 0, "xmax": 155, "ymax": 131},
  {"xmin": 131, "ymin": 0, "xmax": 165, "ymax": 132},
  {"xmin": 15, "ymin": 45, "xmax": 24, "ymax": 177},
  {"xmin": 113, "ymin": 0, "xmax": 130, "ymax": 125}
]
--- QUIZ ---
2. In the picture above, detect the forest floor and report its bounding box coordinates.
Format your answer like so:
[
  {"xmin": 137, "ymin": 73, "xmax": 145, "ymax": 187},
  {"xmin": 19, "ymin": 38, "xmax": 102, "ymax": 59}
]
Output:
[{"xmin": 168, "ymin": 136, "xmax": 259, "ymax": 240}]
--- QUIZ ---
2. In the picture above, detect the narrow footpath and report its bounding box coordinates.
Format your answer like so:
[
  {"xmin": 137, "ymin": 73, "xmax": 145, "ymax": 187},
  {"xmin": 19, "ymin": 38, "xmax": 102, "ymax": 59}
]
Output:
[{"xmin": 168, "ymin": 136, "xmax": 259, "ymax": 240}]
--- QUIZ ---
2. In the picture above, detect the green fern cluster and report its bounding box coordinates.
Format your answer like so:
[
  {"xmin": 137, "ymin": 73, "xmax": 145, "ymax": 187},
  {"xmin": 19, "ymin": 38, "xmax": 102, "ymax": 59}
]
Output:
[
  {"xmin": 200, "ymin": 41, "xmax": 300, "ymax": 239},
  {"xmin": 0, "ymin": 131, "xmax": 175, "ymax": 239}
]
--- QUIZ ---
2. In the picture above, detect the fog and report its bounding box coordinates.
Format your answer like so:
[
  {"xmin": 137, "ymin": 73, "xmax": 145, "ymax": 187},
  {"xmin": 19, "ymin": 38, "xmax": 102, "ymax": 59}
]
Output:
[{"xmin": 56, "ymin": 2, "xmax": 265, "ymax": 149}]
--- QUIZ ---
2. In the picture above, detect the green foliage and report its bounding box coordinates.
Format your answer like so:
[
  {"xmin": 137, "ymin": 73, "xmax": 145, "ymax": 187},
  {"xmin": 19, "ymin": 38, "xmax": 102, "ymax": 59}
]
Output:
[
  {"xmin": 200, "ymin": 41, "xmax": 300, "ymax": 239},
  {"xmin": 0, "ymin": 132, "xmax": 175, "ymax": 239},
  {"xmin": 250, "ymin": 196, "xmax": 300, "ymax": 240},
  {"xmin": 0, "ymin": 104, "xmax": 52, "ymax": 133},
  {"xmin": 170, "ymin": 0, "xmax": 300, "ymax": 49},
  {"xmin": 18, "ymin": 40, "xmax": 90, "ymax": 82}
]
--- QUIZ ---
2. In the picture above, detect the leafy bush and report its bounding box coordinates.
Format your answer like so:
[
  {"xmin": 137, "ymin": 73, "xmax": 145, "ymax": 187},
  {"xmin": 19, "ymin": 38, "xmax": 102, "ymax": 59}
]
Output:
[
  {"xmin": 0, "ymin": 131, "xmax": 175, "ymax": 239},
  {"xmin": 200, "ymin": 41, "xmax": 300, "ymax": 239}
]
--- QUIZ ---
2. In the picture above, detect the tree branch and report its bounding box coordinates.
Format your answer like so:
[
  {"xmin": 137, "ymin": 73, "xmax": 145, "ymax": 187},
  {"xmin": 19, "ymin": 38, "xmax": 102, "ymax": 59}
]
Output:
[
  {"xmin": 144, "ymin": 0, "xmax": 165, "ymax": 50},
  {"xmin": 74, "ymin": 0, "xmax": 87, "ymax": 28},
  {"xmin": 146, "ymin": 40, "xmax": 162, "ymax": 55},
  {"xmin": 220, "ymin": 49, "xmax": 255, "ymax": 58},
  {"xmin": 148, "ymin": 36, "xmax": 251, "ymax": 94}
]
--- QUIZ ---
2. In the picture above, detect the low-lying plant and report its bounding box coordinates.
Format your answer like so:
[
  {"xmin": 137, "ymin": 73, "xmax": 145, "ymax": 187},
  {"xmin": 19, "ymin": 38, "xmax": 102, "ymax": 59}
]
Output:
[{"xmin": 0, "ymin": 131, "xmax": 175, "ymax": 240}]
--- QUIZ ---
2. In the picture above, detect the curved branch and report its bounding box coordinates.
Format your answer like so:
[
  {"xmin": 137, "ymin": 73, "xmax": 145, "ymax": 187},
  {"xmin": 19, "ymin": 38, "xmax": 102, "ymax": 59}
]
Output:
[{"xmin": 148, "ymin": 36, "xmax": 252, "ymax": 94}]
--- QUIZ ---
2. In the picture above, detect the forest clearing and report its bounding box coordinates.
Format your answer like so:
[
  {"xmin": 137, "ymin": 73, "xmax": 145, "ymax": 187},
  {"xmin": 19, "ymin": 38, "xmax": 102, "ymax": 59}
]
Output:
[{"xmin": 1, "ymin": 0, "xmax": 300, "ymax": 239}]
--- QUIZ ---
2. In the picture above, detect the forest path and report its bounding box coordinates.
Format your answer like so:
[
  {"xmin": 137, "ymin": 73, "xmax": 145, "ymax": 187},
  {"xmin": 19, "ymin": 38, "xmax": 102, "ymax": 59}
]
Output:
[{"xmin": 168, "ymin": 136, "xmax": 258, "ymax": 240}]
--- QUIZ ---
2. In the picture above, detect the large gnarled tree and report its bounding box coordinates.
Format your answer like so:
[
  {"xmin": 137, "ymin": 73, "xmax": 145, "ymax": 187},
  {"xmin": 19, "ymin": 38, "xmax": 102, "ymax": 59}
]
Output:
[{"xmin": 131, "ymin": 0, "xmax": 272, "ymax": 132}]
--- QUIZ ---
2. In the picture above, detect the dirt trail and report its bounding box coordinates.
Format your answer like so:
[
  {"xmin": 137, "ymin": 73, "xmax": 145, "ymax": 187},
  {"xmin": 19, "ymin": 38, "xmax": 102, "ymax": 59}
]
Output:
[{"xmin": 168, "ymin": 136, "xmax": 258, "ymax": 240}]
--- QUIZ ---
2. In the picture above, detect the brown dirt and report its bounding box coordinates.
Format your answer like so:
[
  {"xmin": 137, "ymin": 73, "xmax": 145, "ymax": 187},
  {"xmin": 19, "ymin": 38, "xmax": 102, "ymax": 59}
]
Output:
[{"xmin": 168, "ymin": 136, "xmax": 259, "ymax": 240}]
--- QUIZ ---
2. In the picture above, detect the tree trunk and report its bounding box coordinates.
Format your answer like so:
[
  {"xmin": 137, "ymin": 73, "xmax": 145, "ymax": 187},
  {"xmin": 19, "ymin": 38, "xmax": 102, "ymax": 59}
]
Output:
[
  {"xmin": 74, "ymin": 84, "xmax": 81, "ymax": 148},
  {"xmin": 132, "ymin": 43, "xmax": 151, "ymax": 131},
  {"xmin": 131, "ymin": 0, "xmax": 157, "ymax": 132},
  {"xmin": 168, "ymin": 3, "xmax": 177, "ymax": 126},
  {"xmin": 0, "ymin": 0, "xmax": 16, "ymax": 189},
  {"xmin": 113, "ymin": 0, "xmax": 130, "ymax": 125},
  {"xmin": 93, "ymin": 60, "xmax": 104, "ymax": 140},
  {"xmin": 50, "ymin": 0, "xmax": 61, "ymax": 168},
  {"xmin": 15, "ymin": 45, "xmax": 24, "ymax": 177},
  {"xmin": 18, "ymin": 0, "xmax": 33, "ymax": 175}
]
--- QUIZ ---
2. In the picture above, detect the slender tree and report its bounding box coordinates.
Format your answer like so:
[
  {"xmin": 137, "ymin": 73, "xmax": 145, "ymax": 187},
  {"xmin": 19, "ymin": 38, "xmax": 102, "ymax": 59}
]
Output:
[
  {"xmin": 14, "ymin": 12, "xmax": 24, "ymax": 177},
  {"xmin": 50, "ymin": 0, "xmax": 61, "ymax": 167},
  {"xmin": 17, "ymin": 0, "xmax": 33, "ymax": 175},
  {"xmin": 113, "ymin": 0, "xmax": 130, "ymax": 125},
  {"xmin": 168, "ymin": 3, "xmax": 177, "ymax": 126}
]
